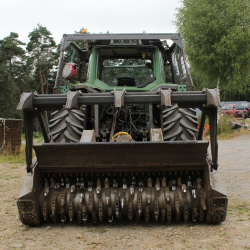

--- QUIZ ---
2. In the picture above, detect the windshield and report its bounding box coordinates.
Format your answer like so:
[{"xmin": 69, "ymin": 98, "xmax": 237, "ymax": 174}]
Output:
[
  {"xmin": 101, "ymin": 59, "xmax": 154, "ymax": 86},
  {"xmin": 234, "ymin": 105, "xmax": 244, "ymax": 110}
]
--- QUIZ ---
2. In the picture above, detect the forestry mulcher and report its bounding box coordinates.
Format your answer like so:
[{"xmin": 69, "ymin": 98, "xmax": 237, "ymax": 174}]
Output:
[{"xmin": 17, "ymin": 33, "xmax": 227, "ymax": 225}]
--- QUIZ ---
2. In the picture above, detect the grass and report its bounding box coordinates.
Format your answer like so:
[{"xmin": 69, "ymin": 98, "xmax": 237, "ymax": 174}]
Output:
[
  {"xmin": 0, "ymin": 144, "xmax": 26, "ymax": 164},
  {"xmin": 204, "ymin": 114, "xmax": 250, "ymax": 140},
  {"xmin": 0, "ymin": 132, "xmax": 44, "ymax": 165},
  {"xmin": 228, "ymin": 202, "xmax": 250, "ymax": 218}
]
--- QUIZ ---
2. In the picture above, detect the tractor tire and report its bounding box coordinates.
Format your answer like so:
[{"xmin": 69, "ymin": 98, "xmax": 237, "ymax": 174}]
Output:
[
  {"xmin": 162, "ymin": 104, "xmax": 198, "ymax": 141},
  {"xmin": 49, "ymin": 107, "xmax": 86, "ymax": 143}
]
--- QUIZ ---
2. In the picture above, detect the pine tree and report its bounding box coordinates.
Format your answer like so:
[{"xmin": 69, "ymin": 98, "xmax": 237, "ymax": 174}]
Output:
[
  {"xmin": 27, "ymin": 24, "xmax": 56, "ymax": 94},
  {"xmin": 0, "ymin": 32, "xmax": 26, "ymax": 118}
]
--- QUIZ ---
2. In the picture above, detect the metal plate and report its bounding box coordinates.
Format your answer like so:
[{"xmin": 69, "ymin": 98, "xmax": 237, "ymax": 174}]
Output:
[{"xmin": 34, "ymin": 141, "xmax": 209, "ymax": 172}]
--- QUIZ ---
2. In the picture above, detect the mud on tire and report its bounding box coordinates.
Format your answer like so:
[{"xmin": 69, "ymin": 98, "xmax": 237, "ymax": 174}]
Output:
[
  {"xmin": 49, "ymin": 107, "xmax": 86, "ymax": 143},
  {"xmin": 162, "ymin": 104, "xmax": 198, "ymax": 141}
]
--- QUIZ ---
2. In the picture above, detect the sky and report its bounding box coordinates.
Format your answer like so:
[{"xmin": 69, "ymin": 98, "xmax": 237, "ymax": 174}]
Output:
[{"xmin": 0, "ymin": 0, "xmax": 182, "ymax": 44}]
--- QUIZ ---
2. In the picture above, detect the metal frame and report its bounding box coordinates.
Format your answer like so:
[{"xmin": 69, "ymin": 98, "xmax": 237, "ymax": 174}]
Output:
[
  {"xmin": 18, "ymin": 89, "xmax": 220, "ymax": 173},
  {"xmin": 55, "ymin": 33, "xmax": 186, "ymax": 87}
]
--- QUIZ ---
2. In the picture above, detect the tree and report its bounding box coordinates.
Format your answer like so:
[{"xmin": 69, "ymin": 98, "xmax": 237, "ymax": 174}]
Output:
[
  {"xmin": 0, "ymin": 32, "xmax": 26, "ymax": 118},
  {"xmin": 27, "ymin": 24, "xmax": 56, "ymax": 94},
  {"xmin": 176, "ymin": 0, "xmax": 250, "ymax": 92}
]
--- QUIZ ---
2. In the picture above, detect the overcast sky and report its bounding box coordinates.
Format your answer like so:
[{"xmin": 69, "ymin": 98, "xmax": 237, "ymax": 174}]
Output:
[{"xmin": 0, "ymin": 0, "xmax": 182, "ymax": 44}]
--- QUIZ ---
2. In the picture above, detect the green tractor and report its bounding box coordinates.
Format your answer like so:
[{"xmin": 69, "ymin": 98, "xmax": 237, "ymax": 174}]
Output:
[{"xmin": 17, "ymin": 33, "xmax": 227, "ymax": 225}]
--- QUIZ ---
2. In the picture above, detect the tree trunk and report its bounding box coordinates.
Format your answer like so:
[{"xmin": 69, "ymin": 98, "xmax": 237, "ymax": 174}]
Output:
[
  {"xmin": 38, "ymin": 65, "xmax": 44, "ymax": 94},
  {"xmin": 45, "ymin": 71, "xmax": 48, "ymax": 94}
]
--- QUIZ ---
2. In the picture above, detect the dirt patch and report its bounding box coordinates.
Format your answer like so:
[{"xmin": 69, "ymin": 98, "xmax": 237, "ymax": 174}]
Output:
[{"xmin": 0, "ymin": 136, "xmax": 250, "ymax": 249}]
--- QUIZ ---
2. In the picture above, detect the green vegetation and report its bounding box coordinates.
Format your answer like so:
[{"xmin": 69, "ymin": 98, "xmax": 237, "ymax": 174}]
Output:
[
  {"xmin": 0, "ymin": 144, "xmax": 26, "ymax": 164},
  {"xmin": 176, "ymin": 0, "xmax": 250, "ymax": 97}
]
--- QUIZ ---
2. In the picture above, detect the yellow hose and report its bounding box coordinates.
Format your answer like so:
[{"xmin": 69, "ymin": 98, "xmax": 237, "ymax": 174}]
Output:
[{"xmin": 111, "ymin": 132, "xmax": 133, "ymax": 142}]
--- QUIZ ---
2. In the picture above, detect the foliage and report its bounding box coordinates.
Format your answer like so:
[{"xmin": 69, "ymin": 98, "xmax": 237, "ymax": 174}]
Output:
[
  {"xmin": 26, "ymin": 24, "xmax": 57, "ymax": 94},
  {"xmin": 0, "ymin": 32, "xmax": 26, "ymax": 118},
  {"xmin": 176, "ymin": 0, "xmax": 250, "ymax": 92}
]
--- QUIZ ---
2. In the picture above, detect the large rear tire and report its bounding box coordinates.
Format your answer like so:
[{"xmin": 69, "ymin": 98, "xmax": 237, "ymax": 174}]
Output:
[
  {"xmin": 49, "ymin": 107, "xmax": 86, "ymax": 143},
  {"xmin": 162, "ymin": 104, "xmax": 198, "ymax": 141}
]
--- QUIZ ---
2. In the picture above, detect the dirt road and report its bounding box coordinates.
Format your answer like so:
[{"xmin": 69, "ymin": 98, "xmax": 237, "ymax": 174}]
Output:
[{"xmin": 0, "ymin": 135, "xmax": 250, "ymax": 250}]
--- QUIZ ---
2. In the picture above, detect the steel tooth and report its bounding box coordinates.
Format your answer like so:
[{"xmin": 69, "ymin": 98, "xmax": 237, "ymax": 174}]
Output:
[
  {"xmin": 76, "ymin": 178, "xmax": 80, "ymax": 188},
  {"xmin": 148, "ymin": 178, "xmax": 152, "ymax": 187},
  {"xmin": 132, "ymin": 176, "xmax": 136, "ymax": 186},
  {"xmin": 146, "ymin": 187, "xmax": 151, "ymax": 204},
  {"xmin": 184, "ymin": 204, "xmax": 189, "ymax": 223},
  {"xmin": 139, "ymin": 180, "xmax": 144, "ymax": 192},
  {"xmin": 96, "ymin": 178, "xmax": 101, "ymax": 195},
  {"xmin": 175, "ymin": 192, "xmax": 180, "ymax": 222},
  {"xmin": 123, "ymin": 178, "xmax": 127, "ymax": 189},
  {"xmin": 50, "ymin": 178, "xmax": 55, "ymax": 188},
  {"xmin": 172, "ymin": 179, "xmax": 176, "ymax": 191},
  {"xmin": 60, "ymin": 191, "xmax": 66, "ymax": 223},
  {"xmin": 88, "ymin": 180, "xmax": 93, "ymax": 192},
  {"xmin": 196, "ymin": 178, "xmax": 202, "ymax": 189},
  {"xmin": 69, "ymin": 200, "xmax": 74, "ymax": 221},
  {"xmin": 65, "ymin": 178, "xmax": 70, "ymax": 189},
  {"xmin": 167, "ymin": 204, "xmax": 171, "ymax": 223},
  {"xmin": 44, "ymin": 178, "xmax": 49, "ymax": 197},
  {"xmin": 43, "ymin": 201, "xmax": 48, "ymax": 221},
  {"xmin": 129, "ymin": 186, "xmax": 134, "ymax": 196},
  {"xmin": 120, "ymin": 192, "xmax": 125, "ymax": 209},
  {"xmin": 80, "ymin": 178, "xmax": 84, "ymax": 189},
  {"xmin": 105, "ymin": 178, "xmax": 109, "ymax": 189},
  {"xmin": 154, "ymin": 200, "xmax": 159, "ymax": 221},
  {"xmin": 200, "ymin": 189, "xmax": 206, "ymax": 210},
  {"xmin": 192, "ymin": 188, "xmax": 196, "ymax": 199},
  {"xmin": 89, "ymin": 193, "xmax": 93, "ymax": 212},
  {"xmin": 108, "ymin": 207, "xmax": 113, "ymax": 222},
  {"xmin": 165, "ymin": 187, "xmax": 170, "ymax": 202},
  {"xmin": 155, "ymin": 178, "xmax": 160, "ymax": 192},
  {"xmin": 98, "ymin": 201, "xmax": 103, "ymax": 222},
  {"xmin": 115, "ymin": 194, "xmax": 119, "ymax": 218},
  {"xmin": 105, "ymin": 189, "xmax": 110, "ymax": 206},
  {"xmin": 177, "ymin": 177, "xmax": 182, "ymax": 186},
  {"xmin": 187, "ymin": 176, "xmax": 192, "ymax": 187},
  {"xmin": 162, "ymin": 177, "xmax": 166, "ymax": 187},
  {"xmin": 51, "ymin": 196, "xmax": 57, "ymax": 223},
  {"xmin": 138, "ymin": 193, "xmax": 142, "ymax": 217},
  {"xmin": 79, "ymin": 190, "xmax": 84, "ymax": 203},
  {"xmin": 128, "ymin": 201, "xmax": 133, "ymax": 220},
  {"xmin": 70, "ymin": 185, "xmax": 76, "ymax": 193},
  {"xmin": 182, "ymin": 184, "xmax": 187, "ymax": 193},
  {"xmin": 60, "ymin": 178, "xmax": 65, "ymax": 188},
  {"xmin": 113, "ymin": 180, "xmax": 118, "ymax": 194},
  {"xmin": 82, "ymin": 205, "xmax": 87, "ymax": 222},
  {"xmin": 54, "ymin": 183, "xmax": 60, "ymax": 195}
]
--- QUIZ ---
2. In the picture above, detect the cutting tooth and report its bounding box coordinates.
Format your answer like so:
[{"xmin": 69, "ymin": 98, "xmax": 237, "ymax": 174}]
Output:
[
  {"xmin": 139, "ymin": 180, "xmax": 144, "ymax": 192},
  {"xmin": 123, "ymin": 178, "xmax": 127, "ymax": 189},
  {"xmin": 131, "ymin": 176, "xmax": 136, "ymax": 186},
  {"xmin": 196, "ymin": 178, "xmax": 202, "ymax": 189},
  {"xmin": 88, "ymin": 180, "xmax": 93, "ymax": 192},
  {"xmin": 105, "ymin": 178, "xmax": 109, "ymax": 189},
  {"xmin": 155, "ymin": 178, "xmax": 160, "ymax": 192},
  {"xmin": 96, "ymin": 178, "xmax": 101, "ymax": 194}
]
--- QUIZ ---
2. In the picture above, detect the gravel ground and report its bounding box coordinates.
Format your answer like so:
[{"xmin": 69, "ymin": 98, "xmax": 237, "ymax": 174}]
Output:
[{"xmin": 0, "ymin": 135, "xmax": 250, "ymax": 250}]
